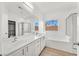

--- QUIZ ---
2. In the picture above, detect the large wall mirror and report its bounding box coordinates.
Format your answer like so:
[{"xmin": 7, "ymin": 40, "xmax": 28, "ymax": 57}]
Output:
[{"xmin": 8, "ymin": 20, "xmax": 16, "ymax": 38}]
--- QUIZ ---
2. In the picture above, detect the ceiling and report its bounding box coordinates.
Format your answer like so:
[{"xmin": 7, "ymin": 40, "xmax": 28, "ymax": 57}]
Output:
[
  {"xmin": 4, "ymin": 2, "xmax": 77, "ymax": 20},
  {"xmin": 32, "ymin": 2, "xmax": 77, "ymax": 14},
  {"xmin": 5, "ymin": 2, "xmax": 34, "ymax": 19}
]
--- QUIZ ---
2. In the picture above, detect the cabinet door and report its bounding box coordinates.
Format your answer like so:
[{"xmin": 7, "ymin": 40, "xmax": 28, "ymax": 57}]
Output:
[
  {"xmin": 35, "ymin": 43, "xmax": 40, "ymax": 56},
  {"xmin": 8, "ymin": 48, "xmax": 25, "ymax": 56},
  {"xmin": 24, "ymin": 46, "xmax": 28, "ymax": 56},
  {"xmin": 28, "ymin": 42, "xmax": 35, "ymax": 56},
  {"xmin": 34, "ymin": 39, "xmax": 41, "ymax": 56},
  {"xmin": 40, "ymin": 36, "xmax": 45, "ymax": 51}
]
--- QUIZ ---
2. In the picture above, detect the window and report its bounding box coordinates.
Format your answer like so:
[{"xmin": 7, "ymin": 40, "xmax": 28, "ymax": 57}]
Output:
[
  {"xmin": 35, "ymin": 20, "xmax": 39, "ymax": 31},
  {"xmin": 46, "ymin": 20, "xmax": 58, "ymax": 31},
  {"xmin": 8, "ymin": 20, "xmax": 16, "ymax": 38}
]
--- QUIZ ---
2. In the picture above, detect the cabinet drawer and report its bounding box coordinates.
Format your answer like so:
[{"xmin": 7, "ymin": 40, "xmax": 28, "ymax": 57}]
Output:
[
  {"xmin": 35, "ymin": 43, "xmax": 41, "ymax": 56},
  {"xmin": 24, "ymin": 46, "xmax": 28, "ymax": 56}
]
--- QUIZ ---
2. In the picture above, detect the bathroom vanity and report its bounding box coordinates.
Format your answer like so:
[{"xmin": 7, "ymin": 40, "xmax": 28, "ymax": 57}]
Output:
[
  {"xmin": 0, "ymin": 34, "xmax": 45, "ymax": 56},
  {"xmin": 0, "ymin": 17, "xmax": 46, "ymax": 56}
]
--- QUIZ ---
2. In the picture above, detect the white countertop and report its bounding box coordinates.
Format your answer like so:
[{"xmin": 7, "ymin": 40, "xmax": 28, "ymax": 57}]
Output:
[{"xmin": 0, "ymin": 33, "xmax": 45, "ymax": 56}]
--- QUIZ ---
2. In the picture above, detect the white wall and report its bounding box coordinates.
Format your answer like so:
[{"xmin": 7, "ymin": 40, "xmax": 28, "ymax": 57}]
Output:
[
  {"xmin": 77, "ymin": 14, "xmax": 79, "ymax": 43},
  {"xmin": 77, "ymin": 14, "xmax": 79, "ymax": 55},
  {"xmin": 77, "ymin": 3, "xmax": 79, "ymax": 55},
  {"xmin": 0, "ymin": 3, "xmax": 8, "ymax": 39},
  {"xmin": 0, "ymin": 3, "xmax": 8, "ymax": 55},
  {"xmin": 0, "ymin": 9, "xmax": 1, "ymax": 35},
  {"xmin": 0, "ymin": 3, "xmax": 2, "ymax": 55},
  {"xmin": 77, "ymin": 3, "xmax": 79, "ymax": 43},
  {"xmin": 45, "ymin": 11, "xmax": 68, "ymax": 41}
]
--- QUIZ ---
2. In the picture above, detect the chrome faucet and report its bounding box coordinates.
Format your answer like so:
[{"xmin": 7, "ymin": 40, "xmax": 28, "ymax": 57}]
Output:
[
  {"xmin": 12, "ymin": 37, "xmax": 17, "ymax": 42},
  {"xmin": 14, "ymin": 37, "xmax": 17, "ymax": 41}
]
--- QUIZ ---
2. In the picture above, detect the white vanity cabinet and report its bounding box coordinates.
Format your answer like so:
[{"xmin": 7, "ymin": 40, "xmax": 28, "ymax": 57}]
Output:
[{"xmin": 7, "ymin": 36, "xmax": 45, "ymax": 56}]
